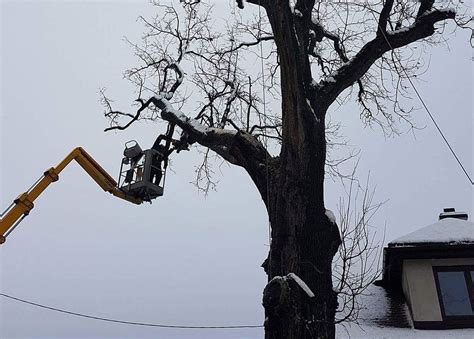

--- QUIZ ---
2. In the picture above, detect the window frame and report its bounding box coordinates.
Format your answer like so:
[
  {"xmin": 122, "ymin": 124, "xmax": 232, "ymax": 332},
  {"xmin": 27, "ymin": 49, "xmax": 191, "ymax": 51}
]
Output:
[{"xmin": 433, "ymin": 265, "xmax": 474, "ymax": 325}]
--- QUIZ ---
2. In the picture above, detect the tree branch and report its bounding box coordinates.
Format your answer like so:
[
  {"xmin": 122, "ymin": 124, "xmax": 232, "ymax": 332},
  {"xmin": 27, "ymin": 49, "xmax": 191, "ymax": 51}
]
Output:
[
  {"xmin": 417, "ymin": 0, "xmax": 435, "ymax": 18},
  {"xmin": 221, "ymin": 35, "xmax": 274, "ymax": 55},
  {"xmin": 237, "ymin": 0, "xmax": 268, "ymax": 9},
  {"xmin": 154, "ymin": 94, "xmax": 274, "ymax": 199},
  {"xmin": 377, "ymin": 0, "xmax": 395, "ymax": 36},
  {"xmin": 309, "ymin": 20, "xmax": 348, "ymax": 63},
  {"xmin": 317, "ymin": 8, "xmax": 456, "ymax": 109}
]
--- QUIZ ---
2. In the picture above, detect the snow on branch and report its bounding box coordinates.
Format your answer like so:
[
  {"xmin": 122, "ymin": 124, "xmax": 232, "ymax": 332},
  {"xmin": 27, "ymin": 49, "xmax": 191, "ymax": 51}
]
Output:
[
  {"xmin": 152, "ymin": 94, "xmax": 237, "ymax": 141},
  {"xmin": 287, "ymin": 273, "xmax": 315, "ymax": 298},
  {"xmin": 268, "ymin": 273, "xmax": 315, "ymax": 299}
]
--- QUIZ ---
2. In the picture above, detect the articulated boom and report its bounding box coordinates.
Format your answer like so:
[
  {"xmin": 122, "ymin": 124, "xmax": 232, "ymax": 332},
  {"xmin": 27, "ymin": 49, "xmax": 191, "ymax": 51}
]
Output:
[{"xmin": 0, "ymin": 147, "xmax": 155, "ymax": 245}]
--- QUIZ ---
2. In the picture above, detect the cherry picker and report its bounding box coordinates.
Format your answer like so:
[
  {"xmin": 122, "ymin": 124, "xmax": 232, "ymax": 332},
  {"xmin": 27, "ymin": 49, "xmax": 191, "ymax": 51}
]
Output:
[{"xmin": 0, "ymin": 141, "xmax": 167, "ymax": 245}]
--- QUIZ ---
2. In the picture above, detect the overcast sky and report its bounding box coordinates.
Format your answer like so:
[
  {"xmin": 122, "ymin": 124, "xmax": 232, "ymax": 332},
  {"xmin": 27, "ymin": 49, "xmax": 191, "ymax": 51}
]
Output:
[{"xmin": 0, "ymin": 1, "xmax": 472, "ymax": 339}]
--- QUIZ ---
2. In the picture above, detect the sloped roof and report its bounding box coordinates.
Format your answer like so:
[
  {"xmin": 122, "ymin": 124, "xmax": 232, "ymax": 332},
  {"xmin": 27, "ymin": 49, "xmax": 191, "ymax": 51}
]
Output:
[
  {"xmin": 389, "ymin": 218, "xmax": 474, "ymax": 247},
  {"xmin": 337, "ymin": 285, "xmax": 474, "ymax": 338},
  {"xmin": 356, "ymin": 285, "xmax": 411, "ymax": 328}
]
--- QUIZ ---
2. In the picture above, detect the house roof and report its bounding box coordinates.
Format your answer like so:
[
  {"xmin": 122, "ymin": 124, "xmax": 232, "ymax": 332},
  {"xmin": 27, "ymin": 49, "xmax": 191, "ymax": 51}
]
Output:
[
  {"xmin": 381, "ymin": 217, "xmax": 474, "ymax": 289},
  {"xmin": 337, "ymin": 285, "xmax": 474, "ymax": 338},
  {"xmin": 389, "ymin": 217, "xmax": 474, "ymax": 247},
  {"xmin": 356, "ymin": 285, "xmax": 411, "ymax": 328},
  {"xmin": 368, "ymin": 215, "xmax": 474, "ymax": 336}
]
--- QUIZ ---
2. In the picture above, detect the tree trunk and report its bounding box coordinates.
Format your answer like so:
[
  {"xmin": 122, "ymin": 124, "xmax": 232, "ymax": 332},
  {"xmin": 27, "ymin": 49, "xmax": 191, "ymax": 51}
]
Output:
[
  {"xmin": 262, "ymin": 116, "xmax": 341, "ymax": 339},
  {"xmin": 260, "ymin": 2, "xmax": 341, "ymax": 338}
]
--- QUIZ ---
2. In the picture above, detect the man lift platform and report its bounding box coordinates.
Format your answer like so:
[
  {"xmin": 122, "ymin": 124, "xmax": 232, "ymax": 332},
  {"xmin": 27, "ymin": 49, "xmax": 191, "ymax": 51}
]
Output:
[{"xmin": 0, "ymin": 141, "xmax": 169, "ymax": 245}]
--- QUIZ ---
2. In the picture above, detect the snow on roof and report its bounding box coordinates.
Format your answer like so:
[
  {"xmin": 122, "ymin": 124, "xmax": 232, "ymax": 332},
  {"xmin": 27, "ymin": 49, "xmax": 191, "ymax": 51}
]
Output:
[
  {"xmin": 337, "ymin": 285, "xmax": 474, "ymax": 338},
  {"xmin": 338, "ymin": 323, "xmax": 474, "ymax": 338},
  {"xmin": 389, "ymin": 217, "xmax": 474, "ymax": 247},
  {"xmin": 349, "ymin": 285, "xmax": 411, "ymax": 329}
]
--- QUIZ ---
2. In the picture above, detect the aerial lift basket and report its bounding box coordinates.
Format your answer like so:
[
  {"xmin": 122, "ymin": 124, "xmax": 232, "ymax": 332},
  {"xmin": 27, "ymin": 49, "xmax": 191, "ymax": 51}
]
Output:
[{"xmin": 118, "ymin": 141, "xmax": 165, "ymax": 202}]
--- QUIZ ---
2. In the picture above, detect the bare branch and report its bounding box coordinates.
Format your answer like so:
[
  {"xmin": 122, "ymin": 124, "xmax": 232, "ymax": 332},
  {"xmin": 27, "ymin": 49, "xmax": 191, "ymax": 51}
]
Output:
[{"xmin": 333, "ymin": 168, "xmax": 384, "ymax": 324}]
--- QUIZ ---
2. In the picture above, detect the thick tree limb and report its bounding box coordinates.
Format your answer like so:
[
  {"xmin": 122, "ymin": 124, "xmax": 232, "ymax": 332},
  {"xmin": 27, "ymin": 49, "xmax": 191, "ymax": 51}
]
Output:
[
  {"xmin": 317, "ymin": 8, "xmax": 456, "ymax": 110},
  {"xmin": 154, "ymin": 95, "xmax": 274, "ymax": 200},
  {"xmin": 152, "ymin": 95, "xmax": 238, "ymax": 162}
]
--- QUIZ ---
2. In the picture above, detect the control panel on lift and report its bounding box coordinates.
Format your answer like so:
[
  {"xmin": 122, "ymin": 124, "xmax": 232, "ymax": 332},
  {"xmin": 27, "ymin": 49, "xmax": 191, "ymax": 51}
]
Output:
[{"xmin": 118, "ymin": 141, "xmax": 165, "ymax": 202}]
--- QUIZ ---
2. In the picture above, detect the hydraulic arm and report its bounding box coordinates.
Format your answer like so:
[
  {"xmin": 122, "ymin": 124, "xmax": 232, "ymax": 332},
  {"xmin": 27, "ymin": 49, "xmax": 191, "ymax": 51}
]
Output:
[{"xmin": 0, "ymin": 147, "xmax": 142, "ymax": 244}]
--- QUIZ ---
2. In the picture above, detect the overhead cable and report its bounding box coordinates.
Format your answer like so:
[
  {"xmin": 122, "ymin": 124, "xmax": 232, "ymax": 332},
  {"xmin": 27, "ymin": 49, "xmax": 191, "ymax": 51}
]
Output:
[{"xmin": 0, "ymin": 293, "xmax": 263, "ymax": 329}]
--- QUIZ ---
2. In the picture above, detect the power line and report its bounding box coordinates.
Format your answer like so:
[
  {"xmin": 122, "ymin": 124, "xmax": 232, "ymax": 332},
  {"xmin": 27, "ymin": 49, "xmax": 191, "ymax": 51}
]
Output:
[
  {"xmin": 405, "ymin": 75, "xmax": 474, "ymax": 185},
  {"xmin": 366, "ymin": 2, "xmax": 474, "ymax": 186},
  {"xmin": 0, "ymin": 293, "xmax": 263, "ymax": 330}
]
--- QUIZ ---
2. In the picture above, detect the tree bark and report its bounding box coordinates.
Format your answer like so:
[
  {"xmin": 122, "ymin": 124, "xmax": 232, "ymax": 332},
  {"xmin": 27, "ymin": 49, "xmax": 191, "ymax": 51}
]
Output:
[
  {"xmin": 262, "ymin": 113, "xmax": 341, "ymax": 339},
  {"xmin": 260, "ymin": 2, "xmax": 342, "ymax": 338}
]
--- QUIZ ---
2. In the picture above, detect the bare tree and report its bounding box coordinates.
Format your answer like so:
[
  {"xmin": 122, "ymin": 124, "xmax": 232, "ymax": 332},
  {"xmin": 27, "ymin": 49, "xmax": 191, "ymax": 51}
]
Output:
[
  {"xmin": 101, "ymin": 1, "xmax": 470, "ymax": 338},
  {"xmin": 333, "ymin": 169, "xmax": 384, "ymax": 326}
]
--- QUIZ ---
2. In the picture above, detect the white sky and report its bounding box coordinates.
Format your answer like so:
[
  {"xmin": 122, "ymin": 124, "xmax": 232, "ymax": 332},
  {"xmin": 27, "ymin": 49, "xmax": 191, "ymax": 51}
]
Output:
[{"xmin": 0, "ymin": 1, "xmax": 472, "ymax": 339}]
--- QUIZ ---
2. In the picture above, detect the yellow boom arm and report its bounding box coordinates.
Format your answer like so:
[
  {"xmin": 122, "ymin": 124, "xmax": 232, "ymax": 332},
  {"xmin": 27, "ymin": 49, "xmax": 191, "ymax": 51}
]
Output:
[{"xmin": 0, "ymin": 147, "xmax": 142, "ymax": 244}]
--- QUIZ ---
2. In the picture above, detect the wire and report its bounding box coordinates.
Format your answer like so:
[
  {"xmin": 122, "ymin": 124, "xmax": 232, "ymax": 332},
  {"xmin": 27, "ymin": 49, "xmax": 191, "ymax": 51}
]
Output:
[
  {"xmin": 0, "ymin": 293, "xmax": 263, "ymax": 329},
  {"xmin": 366, "ymin": 2, "xmax": 473, "ymax": 185},
  {"xmin": 405, "ymin": 74, "xmax": 474, "ymax": 185}
]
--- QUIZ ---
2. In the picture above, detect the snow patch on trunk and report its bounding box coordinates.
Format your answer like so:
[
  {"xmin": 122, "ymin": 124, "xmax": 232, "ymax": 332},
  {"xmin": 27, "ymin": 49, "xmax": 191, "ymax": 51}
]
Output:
[{"xmin": 325, "ymin": 209, "xmax": 336, "ymax": 224}]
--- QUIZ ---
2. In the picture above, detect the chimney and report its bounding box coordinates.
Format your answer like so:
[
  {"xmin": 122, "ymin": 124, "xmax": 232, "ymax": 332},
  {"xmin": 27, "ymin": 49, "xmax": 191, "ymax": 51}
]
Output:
[{"xmin": 439, "ymin": 208, "xmax": 468, "ymax": 221}]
